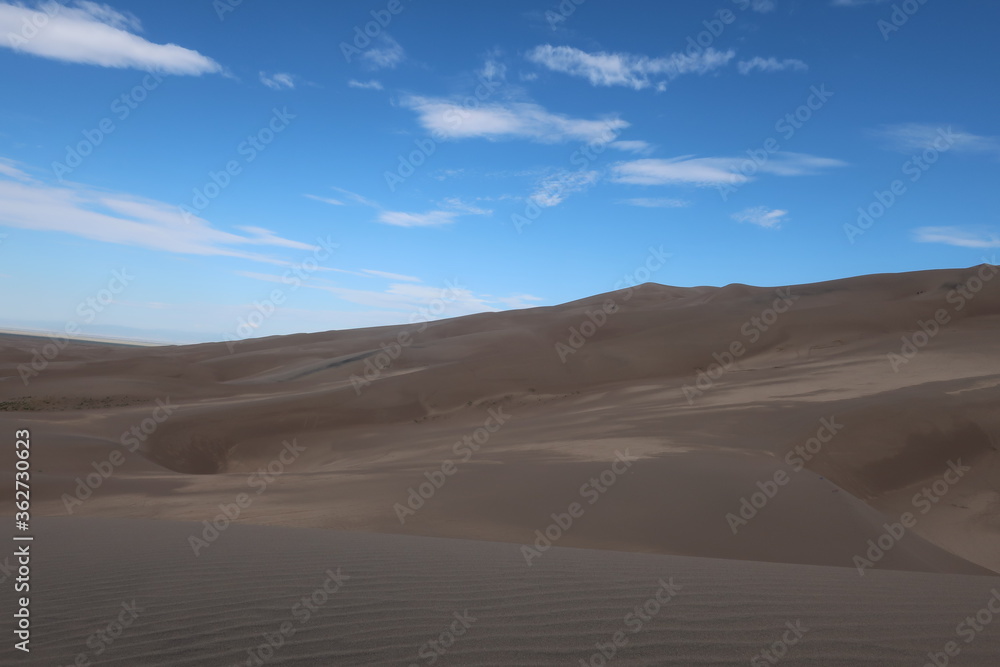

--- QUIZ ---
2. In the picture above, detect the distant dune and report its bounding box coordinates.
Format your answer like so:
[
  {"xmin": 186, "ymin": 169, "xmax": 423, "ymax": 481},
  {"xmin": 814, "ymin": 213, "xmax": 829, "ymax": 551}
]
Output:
[{"xmin": 2, "ymin": 265, "xmax": 999, "ymax": 664}]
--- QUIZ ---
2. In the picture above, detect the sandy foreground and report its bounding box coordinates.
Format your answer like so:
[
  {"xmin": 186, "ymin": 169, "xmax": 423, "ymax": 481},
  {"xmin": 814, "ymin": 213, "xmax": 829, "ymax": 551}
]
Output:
[{"xmin": 2, "ymin": 265, "xmax": 1000, "ymax": 664}]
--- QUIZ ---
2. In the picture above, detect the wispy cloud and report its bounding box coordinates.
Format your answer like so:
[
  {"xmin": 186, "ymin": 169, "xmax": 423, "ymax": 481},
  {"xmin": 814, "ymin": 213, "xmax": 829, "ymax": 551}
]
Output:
[
  {"xmin": 0, "ymin": 159, "xmax": 315, "ymax": 262},
  {"xmin": 873, "ymin": 124, "xmax": 1000, "ymax": 155},
  {"xmin": 376, "ymin": 210, "xmax": 458, "ymax": 228},
  {"xmin": 609, "ymin": 140, "xmax": 655, "ymax": 155},
  {"xmin": 348, "ymin": 78, "xmax": 383, "ymax": 90},
  {"xmin": 732, "ymin": 206, "xmax": 788, "ymax": 229},
  {"xmin": 526, "ymin": 44, "xmax": 734, "ymax": 90},
  {"xmin": 493, "ymin": 294, "xmax": 545, "ymax": 308},
  {"xmin": 259, "ymin": 71, "xmax": 295, "ymax": 90},
  {"xmin": 620, "ymin": 197, "xmax": 691, "ymax": 208},
  {"xmin": 402, "ymin": 96, "xmax": 627, "ymax": 143},
  {"xmin": 362, "ymin": 269, "xmax": 421, "ymax": 282},
  {"xmin": 530, "ymin": 170, "xmax": 600, "ymax": 207},
  {"xmin": 737, "ymin": 57, "xmax": 808, "ymax": 75},
  {"xmin": 0, "ymin": 1, "xmax": 221, "ymax": 75},
  {"xmin": 612, "ymin": 153, "xmax": 845, "ymax": 186},
  {"xmin": 304, "ymin": 194, "xmax": 345, "ymax": 206},
  {"xmin": 913, "ymin": 226, "xmax": 1000, "ymax": 249},
  {"xmin": 362, "ymin": 33, "xmax": 405, "ymax": 69},
  {"xmin": 749, "ymin": 0, "xmax": 778, "ymax": 11}
]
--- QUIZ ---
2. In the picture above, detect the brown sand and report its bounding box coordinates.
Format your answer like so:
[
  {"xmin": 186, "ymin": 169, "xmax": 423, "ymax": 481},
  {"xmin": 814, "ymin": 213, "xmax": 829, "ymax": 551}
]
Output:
[
  {"xmin": 5, "ymin": 516, "xmax": 1000, "ymax": 666},
  {"xmin": 1, "ymin": 265, "xmax": 999, "ymax": 664}
]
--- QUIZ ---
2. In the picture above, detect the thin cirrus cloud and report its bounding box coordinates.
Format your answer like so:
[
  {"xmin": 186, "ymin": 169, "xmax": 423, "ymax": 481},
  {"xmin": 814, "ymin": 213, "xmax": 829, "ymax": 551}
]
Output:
[
  {"xmin": 259, "ymin": 71, "xmax": 295, "ymax": 90},
  {"xmin": 609, "ymin": 140, "xmax": 655, "ymax": 155},
  {"xmin": 611, "ymin": 153, "xmax": 846, "ymax": 186},
  {"xmin": 873, "ymin": 123, "xmax": 1000, "ymax": 155},
  {"xmin": 303, "ymin": 194, "xmax": 345, "ymax": 206},
  {"xmin": 529, "ymin": 170, "xmax": 600, "ymax": 208},
  {"xmin": 0, "ymin": 1, "xmax": 221, "ymax": 75},
  {"xmin": 913, "ymin": 227, "xmax": 1000, "ymax": 249},
  {"xmin": 620, "ymin": 198, "xmax": 691, "ymax": 208},
  {"xmin": 0, "ymin": 158, "xmax": 318, "ymax": 263},
  {"xmin": 348, "ymin": 79, "xmax": 384, "ymax": 90},
  {"xmin": 401, "ymin": 96, "xmax": 628, "ymax": 143},
  {"xmin": 732, "ymin": 207, "xmax": 788, "ymax": 229},
  {"xmin": 362, "ymin": 33, "xmax": 405, "ymax": 69},
  {"xmin": 737, "ymin": 57, "xmax": 808, "ymax": 75},
  {"xmin": 525, "ymin": 44, "xmax": 735, "ymax": 91},
  {"xmin": 326, "ymin": 187, "xmax": 491, "ymax": 228}
]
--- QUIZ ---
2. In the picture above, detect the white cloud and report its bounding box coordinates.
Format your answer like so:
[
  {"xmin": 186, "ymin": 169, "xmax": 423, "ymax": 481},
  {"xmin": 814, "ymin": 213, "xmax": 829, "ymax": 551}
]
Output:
[
  {"xmin": 530, "ymin": 170, "xmax": 600, "ymax": 207},
  {"xmin": 874, "ymin": 124, "xmax": 1000, "ymax": 155},
  {"xmin": 620, "ymin": 197, "xmax": 691, "ymax": 208},
  {"xmin": 612, "ymin": 157, "xmax": 750, "ymax": 186},
  {"xmin": 362, "ymin": 33, "xmax": 404, "ymax": 69},
  {"xmin": 737, "ymin": 57, "xmax": 808, "ymax": 75},
  {"xmin": 362, "ymin": 269, "xmax": 421, "ymax": 282},
  {"xmin": 609, "ymin": 140, "xmax": 654, "ymax": 155},
  {"xmin": 348, "ymin": 78, "xmax": 383, "ymax": 90},
  {"xmin": 493, "ymin": 294, "xmax": 545, "ymax": 308},
  {"xmin": 0, "ymin": 160, "xmax": 317, "ymax": 262},
  {"xmin": 612, "ymin": 152, "xmax": 845, "ymax": 186},
  {"xmin": 525, "ymin": 44, "xmax": 735, "ymax": 90},
  {"xmin": 402, "ymin": 95, "xmax": 627, "ymax": 143},
  {"xmin": 913, "ymin": 227, "xmax": 1000, "ymax": 249},
  {"xmin": 304, "ymin": 194, "xmax": 345, "ymax": 206},
  {"xmin": 0, "ymin": 1, "xmax": 221, "ymax": 75},
  {"xmin": 732, "ymin": 207, "xmax": 787, "ymax": 229},
  {"xmin": 441, "ymin": 197, "xmax": 492, "ymax": 215},
  {"xmin": 377, "ymin": 210, "xmax": 459, "ymax": 228},
  {"xmin": 259, "ymin": 71, "xmax": 295, "ymax": 90}
]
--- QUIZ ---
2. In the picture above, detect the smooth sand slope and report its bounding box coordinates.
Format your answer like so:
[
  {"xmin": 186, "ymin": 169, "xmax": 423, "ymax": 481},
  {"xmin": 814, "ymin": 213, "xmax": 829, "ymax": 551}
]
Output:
[
  {"xmin": 3, "ymin": 264, "xmax": 999, "ymax": 572},
  {"xmin": 5, "ymin": 516, "xmax": 1000, "ymax": 666},
  {"xmin": 1, "ymin": 265, "xmax": 999, "ymax": 663}
]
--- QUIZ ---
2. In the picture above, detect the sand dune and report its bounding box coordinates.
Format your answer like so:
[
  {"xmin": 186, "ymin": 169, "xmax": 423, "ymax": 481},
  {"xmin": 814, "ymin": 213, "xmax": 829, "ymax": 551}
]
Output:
[
  {"xmin": 1, "ymin": 266, "xmax": 999, "ymax": 663},
  {"xmin": 5, "ymin": 516, "xmax": 999, "ymax": 666}
]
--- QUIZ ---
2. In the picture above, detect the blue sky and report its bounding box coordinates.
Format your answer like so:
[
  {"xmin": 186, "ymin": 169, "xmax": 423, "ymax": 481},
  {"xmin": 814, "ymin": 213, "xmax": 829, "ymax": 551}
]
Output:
[{"xmin": 0, "ymin": 0, "xmax": 997, "ymax": 344}]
